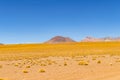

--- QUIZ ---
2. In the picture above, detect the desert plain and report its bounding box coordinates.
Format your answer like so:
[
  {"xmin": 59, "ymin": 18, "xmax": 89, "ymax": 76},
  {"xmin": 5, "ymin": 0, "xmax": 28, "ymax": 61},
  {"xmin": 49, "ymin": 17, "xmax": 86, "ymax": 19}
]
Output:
[{"xmin": 0, "ymin": 42, "xmax": 120, "ymax": 80}]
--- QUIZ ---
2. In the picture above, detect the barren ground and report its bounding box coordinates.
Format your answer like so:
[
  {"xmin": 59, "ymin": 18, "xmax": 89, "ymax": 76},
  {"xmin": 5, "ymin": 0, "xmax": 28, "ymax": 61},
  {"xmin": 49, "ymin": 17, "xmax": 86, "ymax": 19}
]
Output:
[{"xmin": 0, "ymin": 55, "xmax": 120, "ymax": 80}]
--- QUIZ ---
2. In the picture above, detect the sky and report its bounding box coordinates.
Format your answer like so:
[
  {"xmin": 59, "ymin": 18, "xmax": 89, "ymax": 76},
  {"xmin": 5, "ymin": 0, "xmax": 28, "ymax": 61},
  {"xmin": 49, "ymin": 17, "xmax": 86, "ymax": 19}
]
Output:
[{"xmin": 0, "ymin": 0, "xmax": 120, "ymax": 44}]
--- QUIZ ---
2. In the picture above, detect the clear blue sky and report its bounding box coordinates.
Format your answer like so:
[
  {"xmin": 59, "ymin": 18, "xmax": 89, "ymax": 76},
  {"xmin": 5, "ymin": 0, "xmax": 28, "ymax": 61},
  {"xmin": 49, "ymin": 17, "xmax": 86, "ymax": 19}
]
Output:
[{"xmin": 0, "ymin": 0, "xmax": 120, "ymax": 44}]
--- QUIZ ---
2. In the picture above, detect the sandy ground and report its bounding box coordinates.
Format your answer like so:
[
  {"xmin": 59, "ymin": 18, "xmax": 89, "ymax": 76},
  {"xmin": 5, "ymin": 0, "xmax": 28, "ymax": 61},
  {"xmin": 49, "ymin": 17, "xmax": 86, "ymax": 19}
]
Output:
[{"xmin": 0, "ymin": 55, "xmax": 120, "ymax": 80}]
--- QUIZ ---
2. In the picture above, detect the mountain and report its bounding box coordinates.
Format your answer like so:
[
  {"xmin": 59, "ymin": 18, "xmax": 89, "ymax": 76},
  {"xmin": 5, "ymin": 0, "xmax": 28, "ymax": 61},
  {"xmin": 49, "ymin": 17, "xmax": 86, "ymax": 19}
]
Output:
[
  {"xmin": 81, "ymin": 36, "xmax": 102, "ymax": 42},
  {"xmin": 45, "ymin": 36, "xmax": 76, "ymax": 44},
  {"xmin": 81, "ymin": 36, "xmax": 120, "ymax": 42},
  {"xmin": 0, "ymin": 43, "xmax": 4, "ymax": 45}
]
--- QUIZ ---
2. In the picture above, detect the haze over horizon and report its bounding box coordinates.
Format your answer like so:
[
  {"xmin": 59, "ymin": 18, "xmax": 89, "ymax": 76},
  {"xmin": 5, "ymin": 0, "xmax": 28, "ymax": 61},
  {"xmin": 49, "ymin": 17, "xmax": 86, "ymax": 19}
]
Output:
[{"xmin": 0, "ymin": 0, "xmax": 120, "ymax": 44}]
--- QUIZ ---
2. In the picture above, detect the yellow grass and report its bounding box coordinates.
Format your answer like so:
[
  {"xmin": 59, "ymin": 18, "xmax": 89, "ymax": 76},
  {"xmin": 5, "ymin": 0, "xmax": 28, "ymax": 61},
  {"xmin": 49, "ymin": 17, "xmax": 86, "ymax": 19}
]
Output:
[{"xmin": 0, "ymin": 42, "xmax": 120, "ymax": 60}]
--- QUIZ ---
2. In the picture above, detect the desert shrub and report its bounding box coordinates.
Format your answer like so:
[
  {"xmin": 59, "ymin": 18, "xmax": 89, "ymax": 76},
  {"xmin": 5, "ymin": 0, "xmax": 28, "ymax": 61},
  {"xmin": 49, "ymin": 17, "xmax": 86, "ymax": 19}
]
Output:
[
  {"xmin": 116, "ymin": 60, "xmax": 120, "ymax": 62},
  {"xmin": 64, "ymin": 62, "xmax": 67, "ymax": 66},
  {"xmin": 23, "ymin": 70, "xmax": 28, "ymax": 73},
  {"xmin": 47, "ymin": 61, "xmax": 52, "ymax": 65},
  {"xmin": 0, "ymin": 65, "xmax": 3, "ymax": 68},
  {"xmin": 14, "ymin": 63, "xmax": 19, "ymax": 67},
  {"xmin": 110, "ymin": 63, "xmax": 113, "ymax": 66},
  {"xmin": 97, "ymin": 60, "xmax": 101, "ymax": 64},
  {"xmin": 39, "ymin": 69, "xmax": 45, "ymax": 73},
  {"xmin": 92, "ymin": 58, "xmax": 96, "ymax": 60},
  {"xmin": 78, "ymin": 61, "xmax": 88, "ymax": 65},
  {"xmin": 40, "ymin": 64, "xmax": 46, "ymax": 66},
  {"xmin": 26, "ymin": 66, "xmax": 31, "ymax": 68}
]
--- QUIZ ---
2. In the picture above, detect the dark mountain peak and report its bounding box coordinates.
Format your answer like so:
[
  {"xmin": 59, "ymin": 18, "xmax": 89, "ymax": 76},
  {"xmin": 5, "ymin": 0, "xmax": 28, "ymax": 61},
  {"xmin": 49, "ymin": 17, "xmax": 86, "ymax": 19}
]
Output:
[{"xmin": 45, "ymin": 36, "xmax": 76, "ymax": 44}]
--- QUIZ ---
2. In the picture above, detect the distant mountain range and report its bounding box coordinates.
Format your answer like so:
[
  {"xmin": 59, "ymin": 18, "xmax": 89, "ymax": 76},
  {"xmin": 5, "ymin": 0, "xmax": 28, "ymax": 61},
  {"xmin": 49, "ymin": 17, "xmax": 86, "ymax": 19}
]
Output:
[
  {"xmin": 81, "ymin": 36, "xmax": 120, "ymax": 42},
  {"xmin": 1, "ymin": 36, "xmax": 120, "ymax": 44},
  {"xmin": 45, "ymin": 36, "xmax": 120, "ymax": 44}
]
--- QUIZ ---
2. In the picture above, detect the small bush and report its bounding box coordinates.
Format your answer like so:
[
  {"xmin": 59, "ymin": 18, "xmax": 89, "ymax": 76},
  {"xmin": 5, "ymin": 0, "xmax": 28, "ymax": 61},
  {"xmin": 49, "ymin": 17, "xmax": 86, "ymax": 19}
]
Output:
[
  {"xmin": 116, "ymin": 60, "xmax": 120, "ymax": 62},
  {"xmin": 40, "ymin": 64, "xmax": 46, "ymax": 66},
  {"xmin": 110, "ymin": 63, "xmax": 113, "ymax": 66},
  {"xmin": 0, "ymin": 65, "xmax": 3, "ymax": 68},
  {"xmin": 14, "ymin": 64, "xmax": 19, "ymax": 67},
  {"xmin": 64, "ymin": 62, "xmax": 67, "ymax": 66},
  {"xmin": 97, "ymin": 60, "xmax": 101, "ymax": 64},
  {"xmin": 26, "ymin": 66, "xmax": 31, "ymax": 68},
  {"xmin": 92, "ymin": 58, "xmax": 96, "ymax": 60},
  {"xmin": 78, "ymin": 61, "xmax": 88, "ymax": 66},
  {"xmin": 23, "ymin": 70, "xmax": 28, "ymax": 73},
  {"xmin": 39, "ymin": 69, "xmax": 45, "ymax": 73}
]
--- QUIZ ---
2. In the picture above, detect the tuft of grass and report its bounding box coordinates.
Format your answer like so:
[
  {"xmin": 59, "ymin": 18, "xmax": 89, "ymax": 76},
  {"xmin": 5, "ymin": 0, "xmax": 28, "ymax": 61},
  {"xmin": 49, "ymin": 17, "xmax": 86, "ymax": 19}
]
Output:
[
  {"xmin": 40, "ymin": 64, "xmax": 46, "ymax": 66},
  {"xmin": 26, "ymin": 66, "xmax": 31, "ymax": 68},
  {"xmin": 116, "ymin": 60, "xmax": 120, "ymax": 62},
  {"xmin": 23, "ymin": 70, "xmax": 28, "ymax": 73},
  {"xmin": 97, "ymin": 60, "xmax": 101, "ymax": 64},
  {"xmin": 14, "ymin": 63, "xmax": 19, "ymax": 67},
  {"xmin": 78, "ymin": 61, "xmax": 89, "ymax": 66},
  {"xmin": 48, "ymin": 62, "xmax": 52, "ymax": 65},
  {"xmin": 92, "ymin": 57, "xmax": 96, "ymax": 60},
  {"xmin": 64, "ymin": 62, "xmax": 67, "ymax": 66},
  {"xmin": 0, "ymin": 65, "xmax": 3, "ymax": 68},
  {"xmin": 39, "ymin": 69, "xmax": 46, "ymax": 73},
  {"xmin": 0, "ymin": 78, "xmax": 8, "ymax": 80},
  {"xmin": 110, "ymin": 63, "xmax": 113, "ymax": 66}
]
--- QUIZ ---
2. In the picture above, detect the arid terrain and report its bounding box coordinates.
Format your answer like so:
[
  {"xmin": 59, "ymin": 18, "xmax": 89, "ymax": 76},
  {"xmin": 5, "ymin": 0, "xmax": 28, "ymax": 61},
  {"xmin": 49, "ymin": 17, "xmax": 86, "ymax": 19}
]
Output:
[
  {"xmin": 0, "ymin": 42, "xmax": 120, "ymax": 80},
  {"xmin": 1, "ymin": 0, "xmax": 119, "ymax": 79}
]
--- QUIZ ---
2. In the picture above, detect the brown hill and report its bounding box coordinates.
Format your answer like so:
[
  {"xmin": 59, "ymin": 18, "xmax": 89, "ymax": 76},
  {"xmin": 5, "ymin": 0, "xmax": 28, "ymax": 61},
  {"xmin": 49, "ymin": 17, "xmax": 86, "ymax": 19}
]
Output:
[
  {"xmin": 45, "ymin": 36, "xmax": 76, "ymax": 44},
  {"xmin": 81, "ymin": 36, "xmax": 120, "ymax": 42},
  {"xmin": 0, "ymin": 43, "xmax": 4, "ymax": 45}
]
